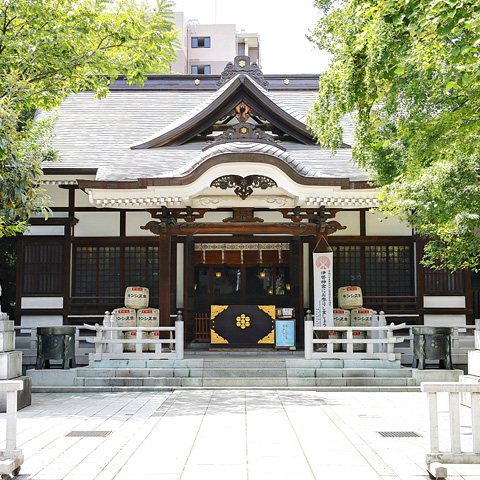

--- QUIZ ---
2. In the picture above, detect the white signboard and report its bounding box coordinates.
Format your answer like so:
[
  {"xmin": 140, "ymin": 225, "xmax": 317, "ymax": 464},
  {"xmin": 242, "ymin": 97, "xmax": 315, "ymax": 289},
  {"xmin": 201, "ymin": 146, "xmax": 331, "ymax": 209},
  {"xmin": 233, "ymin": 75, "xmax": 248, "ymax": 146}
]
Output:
[{"xmin": 313, "ymin": 252, "xmax": 334, "ymax": 328}]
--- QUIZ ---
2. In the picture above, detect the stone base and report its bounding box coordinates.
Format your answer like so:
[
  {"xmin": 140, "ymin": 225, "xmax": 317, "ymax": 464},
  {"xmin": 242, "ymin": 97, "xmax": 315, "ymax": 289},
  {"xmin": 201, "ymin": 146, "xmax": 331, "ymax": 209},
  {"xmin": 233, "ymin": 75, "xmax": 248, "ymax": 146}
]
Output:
[
  {"xmin": 412, "ymin": 368, "xmax": 463, "ymax": 385},
  {"xmin": 0, "ymin": 352, "xmax": 22, "ymax": 379},
  {"xmin": 0, "ymin": 376, "xmax": 32, "ymax": 412},
  {"xmin": 459, "ymin": 374, "xmax": 480, "ymax": 407},
  {"xmin": 0, "ymin": 331, "xmax": 15, "ymax": 352},
  {"xmin": 27, "ymin": 368, "xmax": 78, "ymax": 386},
  {"xmin": 468, "ymin": 350, "xmax": 480, "ymax": 376}
]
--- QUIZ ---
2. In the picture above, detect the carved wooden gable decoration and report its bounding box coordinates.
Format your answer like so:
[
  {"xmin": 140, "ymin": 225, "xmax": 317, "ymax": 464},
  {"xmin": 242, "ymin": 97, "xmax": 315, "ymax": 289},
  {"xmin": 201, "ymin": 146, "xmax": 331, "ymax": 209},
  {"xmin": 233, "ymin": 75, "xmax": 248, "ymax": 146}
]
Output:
[{"xmin": 131, "ymin": 57, "xmax": 315, "ymax": 149}]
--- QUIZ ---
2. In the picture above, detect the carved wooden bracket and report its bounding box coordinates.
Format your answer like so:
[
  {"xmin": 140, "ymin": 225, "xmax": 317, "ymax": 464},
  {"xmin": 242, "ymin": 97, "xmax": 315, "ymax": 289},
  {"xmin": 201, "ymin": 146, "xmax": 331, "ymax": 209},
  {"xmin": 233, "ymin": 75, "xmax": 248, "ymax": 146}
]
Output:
[
  {"xmin": 280, "ymin": 206, "xmax": 347, "ymax": 235},
  {"xmin": 203, "ymin": 122, "xmax": 285, "ymax": 151},
  {"xmin": 147, "ymin": 207, "xmax": 207, "ymax": 225},
  {"xmin": 210, "ymin": 175, "xmax": 277, "ymax": 200},
  {"xmin": 223, "ymin": 208, "xmax": 264, "ymax": 223}
]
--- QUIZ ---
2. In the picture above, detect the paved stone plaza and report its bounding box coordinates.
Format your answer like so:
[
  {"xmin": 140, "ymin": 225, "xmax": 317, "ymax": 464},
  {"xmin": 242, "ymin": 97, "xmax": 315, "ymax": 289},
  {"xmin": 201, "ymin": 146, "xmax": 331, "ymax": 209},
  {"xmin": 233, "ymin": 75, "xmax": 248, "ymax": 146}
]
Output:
[{"xmin": 2, "ymin": 390, "xmax": 479, "ymax": 480}]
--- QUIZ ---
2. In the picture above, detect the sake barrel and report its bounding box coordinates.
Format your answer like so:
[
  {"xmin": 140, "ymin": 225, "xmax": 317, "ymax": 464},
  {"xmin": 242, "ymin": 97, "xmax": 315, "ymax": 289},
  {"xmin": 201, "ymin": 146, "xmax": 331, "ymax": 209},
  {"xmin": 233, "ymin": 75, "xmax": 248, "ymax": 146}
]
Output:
[
  {"xmin": 337, "ymin": 286, "xmax": 363, "ymax": 309},
  {"xmin": 137, "ymin": 308, "xmax": 159, "ymax": 327},
  {"xmin": 114, "ymin": 308, "xmax": 136, "ymax": 327},
  {"xmin": 124, "ymin": 331, "xmax": 148, "ymax": 352},
  {"xmin": 350, "ymin": 308, "xmax": 374, "ymax": 327},
  {"xmin": 124, "ymin": 286, "xmax": 149, "ymax": 309},
  {"xmin": 341, "ymin": 330, "xmax": 367, "ymax": 352},
  {"xmin": 333, "ymin": 309, "xmax": 350, "ymax": 327},
  {"xmin": 328, "ymin": 331, "xmax": 342, "ymax": 352},
  {"xmin": 148, "ymin": 331, "xmax": 160, "ymax": 352}
]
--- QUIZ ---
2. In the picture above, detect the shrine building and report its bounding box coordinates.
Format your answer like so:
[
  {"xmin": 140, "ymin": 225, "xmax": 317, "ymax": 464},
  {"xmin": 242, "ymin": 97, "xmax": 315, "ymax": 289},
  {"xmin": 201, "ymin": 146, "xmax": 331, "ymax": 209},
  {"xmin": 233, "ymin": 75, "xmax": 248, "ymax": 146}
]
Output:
[{"xmin": 17, "ymin": 57, "xmax": 473, "ymax": 347}]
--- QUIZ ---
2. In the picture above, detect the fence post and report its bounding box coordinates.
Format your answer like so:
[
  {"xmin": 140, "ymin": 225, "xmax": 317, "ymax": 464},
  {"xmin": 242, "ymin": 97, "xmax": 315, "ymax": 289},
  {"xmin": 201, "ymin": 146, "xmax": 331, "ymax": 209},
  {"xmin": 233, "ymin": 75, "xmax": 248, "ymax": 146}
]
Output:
[
  {"xmin": 304, "ymin": 310, "xmax": 313, "ymax": 360},
  {"xmin": 111, "ymin": 313, "xmax": 122, "ymax": 354},
  {"xmin": 103, "ymin": 311, "xmax": 111, "ymax": 353},
  {"xmin": 378, "ymin": 311, "xmax": 386, "ymax": 353},
  {"xmin": 30, "ymin": 327, "xmax": 36, "ymax": 350},
  {"xmin": 371, "ymin": 311, "xmax": 378, "ymax": 353},
  {"xmin": 6, "ymin": 388, "xmax": 18, "ymax": 451},
  {"xmin": 175, "ymin": 310, "xmax": 184, "ymax": 360}
]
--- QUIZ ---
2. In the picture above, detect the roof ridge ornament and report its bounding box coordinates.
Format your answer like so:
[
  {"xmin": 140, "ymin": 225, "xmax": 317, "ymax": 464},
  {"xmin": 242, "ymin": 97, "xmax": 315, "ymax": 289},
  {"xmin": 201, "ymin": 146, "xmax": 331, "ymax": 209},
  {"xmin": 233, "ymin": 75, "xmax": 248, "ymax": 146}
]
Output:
[
  {"xmin": 217, "ymin": 56, "xmax": 269, "ymax": 89},
  {"xmin": 202, "ymin": 122, "xmax": 286, "ymax": 152}
]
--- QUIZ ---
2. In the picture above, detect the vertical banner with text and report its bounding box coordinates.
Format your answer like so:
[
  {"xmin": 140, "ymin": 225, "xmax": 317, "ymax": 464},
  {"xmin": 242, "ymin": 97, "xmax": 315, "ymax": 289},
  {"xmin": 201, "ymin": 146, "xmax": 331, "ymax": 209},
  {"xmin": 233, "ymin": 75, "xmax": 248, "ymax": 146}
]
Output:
[{"xmin": 313, "ymin": 252, "xmax": 334, "ymax": 328}]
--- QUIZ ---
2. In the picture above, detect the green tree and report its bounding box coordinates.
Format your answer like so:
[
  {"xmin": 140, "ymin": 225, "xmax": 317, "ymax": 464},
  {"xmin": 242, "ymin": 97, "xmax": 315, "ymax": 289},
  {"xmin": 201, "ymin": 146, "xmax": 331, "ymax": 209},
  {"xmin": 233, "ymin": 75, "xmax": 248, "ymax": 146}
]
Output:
[
  {"xmin": 308, "ymin": 0, "xmax": 480, "ymax": 271},
  {"xmin": 0, "ymin": 0, "xmax": 178, "ymax": 236}
]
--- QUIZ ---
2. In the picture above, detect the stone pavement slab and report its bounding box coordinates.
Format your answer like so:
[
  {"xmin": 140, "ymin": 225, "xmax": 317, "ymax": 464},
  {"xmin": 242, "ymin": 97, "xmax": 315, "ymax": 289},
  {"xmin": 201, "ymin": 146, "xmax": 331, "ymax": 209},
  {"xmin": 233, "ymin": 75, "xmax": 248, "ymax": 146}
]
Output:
[{"xmin": 0, "ymin": 390, "xmax": 478, "ymax": 479}]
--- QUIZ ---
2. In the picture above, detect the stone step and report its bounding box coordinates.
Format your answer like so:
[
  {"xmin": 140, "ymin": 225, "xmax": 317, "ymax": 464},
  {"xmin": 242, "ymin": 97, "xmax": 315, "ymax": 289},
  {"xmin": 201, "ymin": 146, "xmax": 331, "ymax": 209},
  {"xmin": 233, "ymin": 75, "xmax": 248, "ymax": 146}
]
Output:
[
  {"xmin": 202, "ymin": 368, "xmax": 287, "ymax": 378},
  {"xmin": 74, "ymin": 375, "xmax": 415, "ymax": 388},
  {"xmin": 78, "ymin": 366, "xmax": 413, "ymax": 379},
  {"xmin": 203, "ymin": 360, "xmax": 286, "ymax": 369},
  {"xmin": 32, "ymin": 385, "xmax": 422, "ymax": 393}
]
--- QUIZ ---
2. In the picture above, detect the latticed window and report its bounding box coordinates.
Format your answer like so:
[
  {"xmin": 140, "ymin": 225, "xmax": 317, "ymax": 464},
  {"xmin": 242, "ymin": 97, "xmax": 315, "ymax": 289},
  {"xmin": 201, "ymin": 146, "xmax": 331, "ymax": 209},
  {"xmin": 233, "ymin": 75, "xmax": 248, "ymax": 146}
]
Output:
[
  {"xmin": 73, "ymin": 245, "xmax": 159, "ymax": 305},
  {"xmin": 424, "ymin": 263, "xmax": 465, "ymax": 293},
  {"xmin": 23, "ymin": 242, "xmax": 64, "ymax": 294},
  {"xmin": 332, "ymin": 244, "xmax": 415, "ymax": 311}
]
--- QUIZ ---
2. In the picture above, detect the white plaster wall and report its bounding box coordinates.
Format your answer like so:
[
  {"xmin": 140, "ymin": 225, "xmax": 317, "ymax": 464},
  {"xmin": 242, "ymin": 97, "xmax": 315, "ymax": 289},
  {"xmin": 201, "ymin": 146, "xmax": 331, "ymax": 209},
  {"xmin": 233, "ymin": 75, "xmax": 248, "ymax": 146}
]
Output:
[
  {"xmin": 75, "ymin": 189, "xmax": 93, "ymax": 207},
  {"xmin": 257, "ymin": 211, "xmax": 285, "ymax": 222},
  {"xmin": 202, "ymin": 212, "xmax": 230, "ymax": 222},
  {"xmin": 21, "ymin": 297, "xmax": 64, "ymax": 309},
  {"xmin": 176, "ymin": 243, "xmax": 184, "ymax": 308},
  {"xmin": 330, "ymin": 210, "xmax": 360, "ymax": 236},
  {"xmin": 424, "ymin": 296, "xmax": 466, "ymax": 309},
  {"xmin": 21, "ymin": 315, "xmax": 63, "ymax": 328},
  {"xmin": 366, "ymin": 211, "xmax": 412, "ymax": 236},
  {"xmin": 43, "ymin": 185, "xmax": 68, "ymax": 207},
  {"xmin": 74, "ymin": 212, "xmax": 120, "ymax": 237},
  {"xmin": 424, "ymin": 314, "xmax": 466, "ymax": 326},
  {"xmin": 126, "ymin": 212, "xmax": 154, "ymax": 237},
  {"xmin": 23, "ymin": 225, "xmax": 65, "ymax": 236}
]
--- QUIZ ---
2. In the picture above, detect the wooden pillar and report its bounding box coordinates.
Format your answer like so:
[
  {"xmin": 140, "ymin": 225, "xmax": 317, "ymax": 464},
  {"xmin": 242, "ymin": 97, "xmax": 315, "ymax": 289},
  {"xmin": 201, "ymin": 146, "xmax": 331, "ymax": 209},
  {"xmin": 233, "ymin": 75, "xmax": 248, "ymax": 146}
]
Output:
[
  {"xmin": 290, "ymin": 237, "xmax": 304, "ymax": 345},
  {"xmin": 158, "ymin": 232, "xmax": 172, "ymax": 326},
  {"xmin": 183, "ymin": 237, "xmax": 195, "ymax": 341}
]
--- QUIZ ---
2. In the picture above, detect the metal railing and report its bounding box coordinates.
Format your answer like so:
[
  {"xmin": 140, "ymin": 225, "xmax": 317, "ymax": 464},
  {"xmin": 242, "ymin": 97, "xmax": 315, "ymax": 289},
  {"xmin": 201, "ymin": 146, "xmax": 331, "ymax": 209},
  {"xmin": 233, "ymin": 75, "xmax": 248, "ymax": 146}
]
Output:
[
  {"xmin": 83, "ymin": 311, "xmax": 184, "ymax": 361},
  {"xmin": 421, "ymin": 382, "xmax": 480, "ymax": 478}
]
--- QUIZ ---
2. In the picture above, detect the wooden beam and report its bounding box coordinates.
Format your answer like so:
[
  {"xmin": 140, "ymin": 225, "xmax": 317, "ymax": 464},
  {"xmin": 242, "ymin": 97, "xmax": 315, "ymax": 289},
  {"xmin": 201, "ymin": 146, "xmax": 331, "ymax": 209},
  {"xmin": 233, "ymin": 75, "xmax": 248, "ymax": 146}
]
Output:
[{"xmin": 142, "ymin": 221, "xmax": 319, "ymax": 236}]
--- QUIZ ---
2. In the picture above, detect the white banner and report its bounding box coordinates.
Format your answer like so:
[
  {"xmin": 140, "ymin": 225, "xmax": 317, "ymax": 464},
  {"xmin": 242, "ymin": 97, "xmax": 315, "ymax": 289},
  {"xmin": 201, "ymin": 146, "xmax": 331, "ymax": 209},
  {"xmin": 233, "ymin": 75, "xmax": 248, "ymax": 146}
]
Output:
[{"xmin": 313, "ymin": 252, "xmax": 334, "ymax": 328}]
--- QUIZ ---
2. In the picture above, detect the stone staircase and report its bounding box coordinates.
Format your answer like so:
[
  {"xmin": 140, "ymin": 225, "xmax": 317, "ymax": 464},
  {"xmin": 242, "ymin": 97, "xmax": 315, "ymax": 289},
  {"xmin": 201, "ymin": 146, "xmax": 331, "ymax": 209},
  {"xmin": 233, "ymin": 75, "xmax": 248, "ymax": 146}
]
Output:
[{"xmin": 27, "ymin": 355, "xmax": 460, "ymax": 392}]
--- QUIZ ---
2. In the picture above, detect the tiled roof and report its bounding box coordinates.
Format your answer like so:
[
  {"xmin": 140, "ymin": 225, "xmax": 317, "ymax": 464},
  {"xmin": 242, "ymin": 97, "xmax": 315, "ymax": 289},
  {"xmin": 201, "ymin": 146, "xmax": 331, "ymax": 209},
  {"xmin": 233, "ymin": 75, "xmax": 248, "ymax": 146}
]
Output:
[{"xmin": 40, "ymin": 75, "xmax": 365, "ymax": 182}]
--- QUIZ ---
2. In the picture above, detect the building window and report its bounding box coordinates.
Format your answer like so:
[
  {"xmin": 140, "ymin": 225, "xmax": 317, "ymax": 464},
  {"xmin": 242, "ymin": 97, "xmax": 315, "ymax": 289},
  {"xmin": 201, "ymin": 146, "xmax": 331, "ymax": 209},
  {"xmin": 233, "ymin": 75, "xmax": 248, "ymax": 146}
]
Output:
[
  {"xmin": 191, "ymin": 64, "xmax": 211, "ymax": 74},
  {"xmin": 22, "ymin": 242, "xmax": 64, "ymax": 294},
  {"xmin": 332, "ymin": 243, "xmax": 415, "ymax": 312},
  {"xmin": 72, "ymin": 245, "xmax": 159, "ymax": 309},
  {"xmin": 191, "ymin": 36, "xmax": 210, "ymax": 48}
]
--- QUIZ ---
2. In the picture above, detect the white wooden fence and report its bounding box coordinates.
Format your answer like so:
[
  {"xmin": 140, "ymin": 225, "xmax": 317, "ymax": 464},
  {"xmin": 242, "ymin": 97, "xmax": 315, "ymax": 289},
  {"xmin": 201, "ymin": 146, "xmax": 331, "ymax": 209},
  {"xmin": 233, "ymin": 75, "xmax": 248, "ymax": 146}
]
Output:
[
  {"xmin": 421, "ymin": 382, "xmax": 480, "ymax": 478},
  {"xmin": 84, "ymin": 312, "xmax": 184, "ymax": 361},
  {"xmin": 304, "ymin": 321, "xmax": 406, "ymax": 361}
]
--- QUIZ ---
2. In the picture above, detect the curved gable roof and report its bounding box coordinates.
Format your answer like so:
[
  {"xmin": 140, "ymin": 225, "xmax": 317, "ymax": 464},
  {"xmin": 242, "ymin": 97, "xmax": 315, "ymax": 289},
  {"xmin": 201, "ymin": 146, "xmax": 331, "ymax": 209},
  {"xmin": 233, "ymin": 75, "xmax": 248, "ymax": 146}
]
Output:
[{"xmin": 131, "ymin": 74, "xmax": 316, "ymax": 149}]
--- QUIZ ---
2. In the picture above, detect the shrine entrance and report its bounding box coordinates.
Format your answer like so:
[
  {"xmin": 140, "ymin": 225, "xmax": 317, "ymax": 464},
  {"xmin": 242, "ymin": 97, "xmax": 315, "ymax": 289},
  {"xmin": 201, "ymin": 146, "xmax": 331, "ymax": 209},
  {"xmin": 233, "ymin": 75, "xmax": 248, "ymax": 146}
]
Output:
[{"xmin": 190, "ymin": 240, "xmax": 300, "ymax": 345}]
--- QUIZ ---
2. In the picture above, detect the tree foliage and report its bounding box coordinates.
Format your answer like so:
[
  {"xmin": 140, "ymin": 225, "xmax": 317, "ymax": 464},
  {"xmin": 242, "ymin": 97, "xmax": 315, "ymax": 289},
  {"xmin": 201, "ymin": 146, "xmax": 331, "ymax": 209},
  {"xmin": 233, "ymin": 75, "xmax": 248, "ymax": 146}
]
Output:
[
  {"xmin": 308, "ymin": 0, "xmax": 480, "ymax": 271},
  {"xmin": 0, "ymin": 0, "xmax": 178, "ymax": 236}
]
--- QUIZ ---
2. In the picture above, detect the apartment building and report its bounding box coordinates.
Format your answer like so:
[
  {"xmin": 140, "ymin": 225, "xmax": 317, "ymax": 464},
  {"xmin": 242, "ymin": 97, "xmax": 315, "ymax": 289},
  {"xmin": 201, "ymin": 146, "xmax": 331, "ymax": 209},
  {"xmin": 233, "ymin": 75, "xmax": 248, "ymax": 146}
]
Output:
[{"xmin": 171, "ymin": 12, "xmax": 261, "ymax": 74}]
